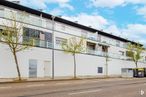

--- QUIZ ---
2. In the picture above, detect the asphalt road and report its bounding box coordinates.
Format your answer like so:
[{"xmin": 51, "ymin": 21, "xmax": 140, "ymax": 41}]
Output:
[{"xmin": 0, "ymin": 78, "xmax": 146, "ymax": 97}]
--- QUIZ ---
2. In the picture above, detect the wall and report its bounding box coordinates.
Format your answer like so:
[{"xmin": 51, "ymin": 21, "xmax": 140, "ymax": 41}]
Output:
[{"xmin": 0, "ymin": 43, "xmax": 146, "ymax": 79}]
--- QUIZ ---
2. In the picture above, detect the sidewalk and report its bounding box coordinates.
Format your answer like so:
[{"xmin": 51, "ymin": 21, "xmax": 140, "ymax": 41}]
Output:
[{"xmin": 0, "ymin": 77, "xmax": 145, "ymax": 84}]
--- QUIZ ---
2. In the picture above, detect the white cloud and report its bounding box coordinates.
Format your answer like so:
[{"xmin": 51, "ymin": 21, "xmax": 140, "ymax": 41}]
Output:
[
  {"xmin": 104, "ymin": 25, "xmax": 122, "ymax": 35},
  {"xmin": 137, "ymin": 6, "xmax": 146, "ymax": 18},
  {"xmin": 63, "ymin": 13, "xmax": 108, "ymax": 29},
  {"xmin": 59, "ymin": 3, "xmax": 74, "ymax": 10},
  {"xmin": 126, "ymin": 0, "xmax": 146, "ymax": 4},
  {"xmin": 89, "ymin": 0, "xmax": 146, "ymax": 8},
  {"xmin": 89, "ymin": 0, "xmax": 125, "ymax": 8},
  {"xmin": 7, "ymin": 0, "xmax": 73, "ymax": 11},
  {"xmin": 105, "ymin": 24, "xmax": 146, "ymax": 45},
  {"xmin": 49, "ymin": 8, "xmax": 64, "ymax": 15}
]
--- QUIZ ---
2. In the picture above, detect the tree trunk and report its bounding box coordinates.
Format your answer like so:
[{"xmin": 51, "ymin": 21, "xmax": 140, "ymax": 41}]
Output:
[
  {"xmin": 105, "ymin": 60, "xmax": 108, "ymax": 77},
  {"xmin": 13, "ymin": 51, "xmax": 21, "ymax": 81},
  {"xmin": 105, "ymin": 53, "xmax": 108, "ymax": 77},
  {"xmin": 73, "ymin": 54, "xmax": 76, "ymax": 79},
  {"xmin": 135, "ymin": 61, "xmax": 138, "ymax": 68}
]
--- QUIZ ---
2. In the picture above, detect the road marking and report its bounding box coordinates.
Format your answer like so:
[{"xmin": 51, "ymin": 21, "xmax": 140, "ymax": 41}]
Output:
[
  {"xmin": 89, "ymin": 80, "xmax": 100, "ymax": 83},
  {"xmin": 26, "ymin": 84, "xmax": 45, "ymax": 87},
  {"xmin": 0, "ymin": 86, "xmax": 12, "ymax": 89},
  {"xmin": 68, "ymin": 89, "xmax": 102, "ymax": 95},
  {"xmin": 56, "ymin": 82, "xmax": 71, "ymax": 85}
]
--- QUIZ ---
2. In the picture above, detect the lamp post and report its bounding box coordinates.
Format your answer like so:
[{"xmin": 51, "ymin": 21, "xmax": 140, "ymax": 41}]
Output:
[{"xmin": 51, "ymin": 15, "xmax": 55, "ymax": 79}]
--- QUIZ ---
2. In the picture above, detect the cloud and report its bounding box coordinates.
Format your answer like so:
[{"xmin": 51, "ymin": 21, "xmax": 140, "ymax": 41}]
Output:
[
  {"xmin": 89, "ymin": 0, "xmax": 146, "ymax": 8},
  {"xmin": 104, "ymin": 25, "xmax": 122, "ymax": 35},
  {"xmin": 49, "ymin": 8, "xmax": 64, "ymax": 15},
  {"xmin": 63, "ymin": 13, "xmax": 109, "ymax": 29},
  {"xmin": 89, "ymin": 0, "xmax": 125, "ymax": 8},
  {"xmin": 59, "ymin": 3, "xmax": 74, "ymax": 10},
  {"xmin": 7, "ymin": 0, "xmax": 73, "ymax": 11},
  {"xmin": 137, "ymin": 6, "xmax": 146, "ymax": 18},
  {"xmin": 62, "ymin": 13, "xmax": 146, "ymax": 45},
  {"xmin": 105, "ymin": 24, "xmax": 146, "ymax": 45}
]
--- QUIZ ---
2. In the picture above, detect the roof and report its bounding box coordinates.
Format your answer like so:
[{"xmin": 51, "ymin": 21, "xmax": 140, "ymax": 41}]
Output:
[
  {"xmin": 1, "ymin": 0, "xmax": 97, "ymax": 32},
  {"xmin": 0, "ymin": 0, "xmax": 142, "ymax": 45},
  {"xmin": 97, "ymin": 30, "xmax": 140, "ymax": 45}
]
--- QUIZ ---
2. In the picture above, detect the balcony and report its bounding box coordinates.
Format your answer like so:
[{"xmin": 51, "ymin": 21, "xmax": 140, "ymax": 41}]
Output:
[
  {"xmin": 23, "ymin": 36, "xmax": 52, "ymax": 48},
  {"xmin": 86, "ymin": 49, "xmax": 131, "ymax": 60}
]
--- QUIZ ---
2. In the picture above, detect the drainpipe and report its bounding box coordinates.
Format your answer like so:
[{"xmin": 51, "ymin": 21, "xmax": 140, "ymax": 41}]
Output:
[{"xmin": 51, "ymin": 15, "xmax": 55, "ymax": 79}]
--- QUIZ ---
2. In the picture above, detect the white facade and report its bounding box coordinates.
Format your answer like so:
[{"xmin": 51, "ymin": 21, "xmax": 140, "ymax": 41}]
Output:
[{"xmin": 0, "ymin": 1, "xmax": 146, "ymax": 79}]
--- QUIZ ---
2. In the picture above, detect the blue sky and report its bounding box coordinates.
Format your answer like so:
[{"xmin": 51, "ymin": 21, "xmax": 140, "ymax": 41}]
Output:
[{"xmin": 8, "ymin": 0, "xmax": 146, "ymax": 46}]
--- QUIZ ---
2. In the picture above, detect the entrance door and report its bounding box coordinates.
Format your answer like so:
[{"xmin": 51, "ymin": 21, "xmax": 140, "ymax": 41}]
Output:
[
  {"xmin": 44, "ymin": 61, "xmax": 51, "ymax": 77},
  {"xmin": 29, "ymin": 59, "xmax": 37, "ymax": 78}
]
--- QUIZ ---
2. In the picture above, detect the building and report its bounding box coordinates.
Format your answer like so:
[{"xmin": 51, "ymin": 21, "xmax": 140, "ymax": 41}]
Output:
[{"xmin": 0, "ymin": 0, "xmax": 146, "ymax": 79}]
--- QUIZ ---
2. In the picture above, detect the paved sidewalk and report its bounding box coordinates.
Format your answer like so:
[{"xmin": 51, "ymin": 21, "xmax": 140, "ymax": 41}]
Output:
[{"xmin": 0, "ymin": 77, "xmax": 146, "ymax": 84}]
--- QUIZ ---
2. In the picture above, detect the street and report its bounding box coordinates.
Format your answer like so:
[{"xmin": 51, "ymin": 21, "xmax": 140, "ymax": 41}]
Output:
[{"xmin": 0, "ymin": 78, "xmax": 146, "ymax": 97}]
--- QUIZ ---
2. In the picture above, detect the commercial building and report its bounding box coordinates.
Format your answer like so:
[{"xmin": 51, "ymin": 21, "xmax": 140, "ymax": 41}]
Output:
[{"xmin": 0, "ymin": 1, "xmax": 146, "ymax": 79}]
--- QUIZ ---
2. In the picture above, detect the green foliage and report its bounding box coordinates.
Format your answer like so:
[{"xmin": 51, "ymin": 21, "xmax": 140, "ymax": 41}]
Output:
[
  {"xmin": 61, "ymin": 37, "xmax": 85, "ymax": 54},
  {"xmin": 0, "ymin": 13, "xmax": 33, "ymax": 53},
  {"xmin": 127, "ymin": 43, "xmax": 144, "ymax": 68},
  {"xmin": 0, "ymin": 12, "xmax": 33, "ymax": 80}
]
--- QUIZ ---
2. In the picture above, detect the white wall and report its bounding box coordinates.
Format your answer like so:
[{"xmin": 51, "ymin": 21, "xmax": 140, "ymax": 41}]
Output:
[
  {"xmin": 0, "ymin": 43, "xmax": 52, "ymax": 78},
  {"xmin": 0, "ymin": 43, "xmax": 146, "ymax": 79}
]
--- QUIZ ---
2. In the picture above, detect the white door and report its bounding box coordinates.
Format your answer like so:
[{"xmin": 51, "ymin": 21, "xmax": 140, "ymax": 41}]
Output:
[
  {"xmin": 29, "ymin": 59, "xmax": 37, "ymax": 78},
  {"xmin": 44, "ymin": 61, "xmax": 51, "ymax": 77}
]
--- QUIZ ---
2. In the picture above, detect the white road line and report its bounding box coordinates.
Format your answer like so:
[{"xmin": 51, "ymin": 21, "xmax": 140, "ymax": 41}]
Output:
[
  {"xmin": 89, "ymin": 80, "xmax": 100, "ymax": 83},
  {"xmin": 68, "ymin": 89, "xmax": 102, "ymax": 95},
  {"xmin": 26, "ymin": 84, "xmax": 45, "ymax": 87},
  {"xmin": 56, "ymin": 82, "xmax": 71, "ymax": 85},
  {"xmin": 0, "ymin": 86, "xmax": 12, "ymax": 89}
]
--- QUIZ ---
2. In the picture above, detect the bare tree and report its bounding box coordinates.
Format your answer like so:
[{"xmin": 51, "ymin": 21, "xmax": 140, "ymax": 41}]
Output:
[
  {"xmin": 127, "ymin": 43, "xmax": 144, "ymax": 68},
  {"xmin": 0, "ymin": 12, "xmax": 33, "ymax": 81},
  {"xmin": 62, "ymin": 37, "xmax": 84, "ymax": 79}
]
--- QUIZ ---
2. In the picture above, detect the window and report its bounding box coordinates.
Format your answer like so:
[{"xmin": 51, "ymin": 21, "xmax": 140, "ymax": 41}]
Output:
[
  {"xmin": 87, "ymin": 42, "xmax": 96, "ymax": 50},
  {"xmin": 23, "ymin": 27, "xmax": 52, "ymax": 48},
  {"xmin": 98, "ymin": 67, "xmax": 103, "ymax": 73},
  {"xmin": 56, "ymin": 37, "xmax": 67, "ymax": 45}
]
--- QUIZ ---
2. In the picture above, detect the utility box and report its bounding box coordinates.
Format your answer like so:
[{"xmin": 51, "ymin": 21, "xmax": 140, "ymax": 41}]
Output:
[
  {"xmin": 121, "ymin": 68, "xmax": 133, "ymax": 78},
  {"xmin": 133, "ymin": 68, "xmax": 145, "ymax": 78}
]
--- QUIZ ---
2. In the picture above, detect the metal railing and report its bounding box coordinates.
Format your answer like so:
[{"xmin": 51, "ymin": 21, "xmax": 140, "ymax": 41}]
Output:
[
  {"xmin": 86, "ymin": 49, "xmax": 134, "ymax": 60},
  {"xmin": 23, "ymin": 36, "xmax": 52, "ymax": 48}
]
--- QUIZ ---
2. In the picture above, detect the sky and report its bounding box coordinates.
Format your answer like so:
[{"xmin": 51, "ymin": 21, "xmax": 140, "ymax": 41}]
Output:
[{"xmin": 7, "ymin": 0, "xmax": 146, "ymax": 46}]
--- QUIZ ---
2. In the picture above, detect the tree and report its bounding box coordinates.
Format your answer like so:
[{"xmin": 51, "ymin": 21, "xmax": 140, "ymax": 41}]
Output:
[
  {"xmin": 0, "ymin": 12, "xmax": 33, "ymax": 81},
  {"xmin": 105, "ymin": 52, "xmax": 109, "ymax": 77},
  {"xmin": 62, "ymin": 37, "xmax": 85, "ymax": 79},
  {"xmin": 127, "ymin": 43, "xmax": 144, "ymax": 68}
]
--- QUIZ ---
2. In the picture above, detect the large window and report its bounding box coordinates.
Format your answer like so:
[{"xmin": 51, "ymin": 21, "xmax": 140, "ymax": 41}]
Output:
[{"xmin": 23, "ymin": 27, "xmax": 52, "ymax": 48}]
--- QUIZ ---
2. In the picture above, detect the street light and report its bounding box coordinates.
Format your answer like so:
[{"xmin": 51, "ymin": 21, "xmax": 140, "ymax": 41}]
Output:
[{"xmin": 51, "ymin": 15, "xmax": 55, "ymax": 79}]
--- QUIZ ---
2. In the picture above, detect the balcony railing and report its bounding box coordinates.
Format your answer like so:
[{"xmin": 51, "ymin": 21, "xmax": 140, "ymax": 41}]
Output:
[
  {"xmin": 23, "ymin": 36, "xmax": 52, "ymax": 48},
  {"xmin": 86, "ymin": 49, "xmax": 134, "ymax": 60}
]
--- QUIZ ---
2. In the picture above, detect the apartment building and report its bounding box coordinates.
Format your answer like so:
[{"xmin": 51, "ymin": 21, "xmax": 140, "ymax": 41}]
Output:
[{"xmin": 0, "ymin": 0, "xmax": 146, "ymax": 79}]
